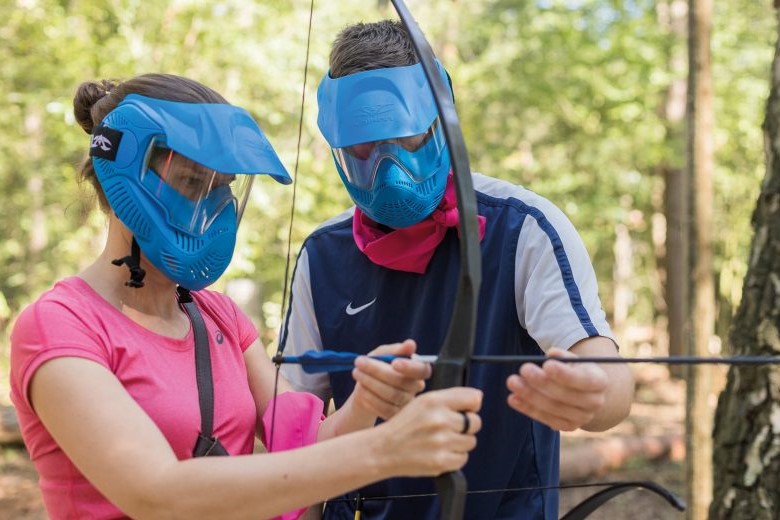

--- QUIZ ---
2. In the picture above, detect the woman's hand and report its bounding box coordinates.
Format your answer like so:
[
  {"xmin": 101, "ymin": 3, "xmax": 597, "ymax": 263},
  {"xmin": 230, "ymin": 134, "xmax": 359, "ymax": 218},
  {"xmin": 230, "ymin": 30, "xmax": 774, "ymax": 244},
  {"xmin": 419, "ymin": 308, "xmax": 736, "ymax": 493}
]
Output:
[
  {"xmin": 377, "ymin": 387, "xmax": 483, "ymax": 477},
  {"xmin": 350, "ymin": 339, "xmax": 431, "ymax": 420},
  {"xmin": 319, "ymin": 339, "xmax": 432, "ymax": 439}
]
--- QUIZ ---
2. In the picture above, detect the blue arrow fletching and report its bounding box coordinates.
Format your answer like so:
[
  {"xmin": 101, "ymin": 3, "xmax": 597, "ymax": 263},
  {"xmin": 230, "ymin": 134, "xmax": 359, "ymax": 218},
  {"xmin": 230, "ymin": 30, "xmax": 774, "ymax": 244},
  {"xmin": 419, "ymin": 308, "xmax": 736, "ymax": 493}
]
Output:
[
  {"xmin": 280, "ymin": 350, "xmax": 436, "ymax": 374},
  {"xmin": 282, "ymin": 351, "xmax": 391, "ymax": 373}
]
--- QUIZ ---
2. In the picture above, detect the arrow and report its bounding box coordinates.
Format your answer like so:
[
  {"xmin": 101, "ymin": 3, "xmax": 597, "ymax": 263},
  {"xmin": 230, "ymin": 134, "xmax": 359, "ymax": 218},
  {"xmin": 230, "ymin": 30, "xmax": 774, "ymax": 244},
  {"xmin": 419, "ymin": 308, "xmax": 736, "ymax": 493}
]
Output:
[{"xmin": 273, "ymin": 350, "xmax": 780, "ymax": 374}]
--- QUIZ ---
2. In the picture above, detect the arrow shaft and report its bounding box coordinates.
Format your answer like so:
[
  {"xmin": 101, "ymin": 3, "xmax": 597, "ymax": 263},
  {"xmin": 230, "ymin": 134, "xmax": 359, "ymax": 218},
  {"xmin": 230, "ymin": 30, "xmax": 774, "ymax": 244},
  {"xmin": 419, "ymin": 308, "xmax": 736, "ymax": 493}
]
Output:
[{"xmin": 273, "ymin": 351, "xmax": 780, "ymax": 374}]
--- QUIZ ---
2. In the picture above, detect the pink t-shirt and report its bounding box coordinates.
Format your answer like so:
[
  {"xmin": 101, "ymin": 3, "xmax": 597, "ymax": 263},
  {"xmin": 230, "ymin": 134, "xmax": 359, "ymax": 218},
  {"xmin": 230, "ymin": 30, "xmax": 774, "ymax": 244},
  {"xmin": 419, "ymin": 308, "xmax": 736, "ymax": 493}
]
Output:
[{"xmin": 10, "ymin": 276, "xmax": 259, "ymax": 519}]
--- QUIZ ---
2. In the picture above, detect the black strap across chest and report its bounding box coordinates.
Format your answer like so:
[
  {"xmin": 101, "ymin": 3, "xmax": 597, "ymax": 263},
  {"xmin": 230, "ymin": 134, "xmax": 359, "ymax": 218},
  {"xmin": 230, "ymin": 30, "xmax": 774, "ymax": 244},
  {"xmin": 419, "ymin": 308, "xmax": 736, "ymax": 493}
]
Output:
[{"xmin": 176, "ymin": 287, "xmax": 228, "ymax": 457}]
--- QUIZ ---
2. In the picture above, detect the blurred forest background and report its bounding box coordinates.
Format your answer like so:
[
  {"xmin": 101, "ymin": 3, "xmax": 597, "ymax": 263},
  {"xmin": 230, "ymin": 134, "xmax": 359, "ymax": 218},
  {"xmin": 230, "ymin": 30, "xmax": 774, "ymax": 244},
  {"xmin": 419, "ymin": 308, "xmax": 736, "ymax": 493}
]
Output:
[
  {"xmin": 1, "ymin": 0, "xmax": 773, "ymax": 375},
  {"xmin": 1, "ymin": 0, "xmax": 779, "ymax": 518}
]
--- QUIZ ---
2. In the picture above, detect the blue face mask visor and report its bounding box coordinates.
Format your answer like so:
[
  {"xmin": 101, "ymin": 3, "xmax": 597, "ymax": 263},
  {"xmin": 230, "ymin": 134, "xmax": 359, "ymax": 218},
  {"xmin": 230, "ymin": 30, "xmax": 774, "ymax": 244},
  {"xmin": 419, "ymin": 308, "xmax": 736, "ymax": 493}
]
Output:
[
  {"xmin": 317, "ymin": 61, "xmax": 451, "ymax": 149},
  {"xmin": 99, "ymin": 94, "xmax": 292, "ymax": 235},
  {"xmin": 331, "ymin": 117, "xmax": 447, "ymax": 190},
  {"xmin": 141, "ymin": 139, "xmax": 253, "ymax": 235},
  {"xmin": 117, "ymin": 94, "xmax": 292, "ymax": 184}
]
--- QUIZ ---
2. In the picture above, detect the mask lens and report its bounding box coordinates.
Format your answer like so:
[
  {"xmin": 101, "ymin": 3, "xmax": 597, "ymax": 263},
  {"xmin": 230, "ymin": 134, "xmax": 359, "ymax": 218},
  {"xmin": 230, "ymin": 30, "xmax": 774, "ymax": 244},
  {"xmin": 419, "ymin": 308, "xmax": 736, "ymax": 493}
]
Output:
[
  {"xmin": 141, "ymin": 138, "xmax": 252, "ymax": 235},
  {"xmin": 332, "ymin": 118, "xmax": 445, "ymax": 190}
]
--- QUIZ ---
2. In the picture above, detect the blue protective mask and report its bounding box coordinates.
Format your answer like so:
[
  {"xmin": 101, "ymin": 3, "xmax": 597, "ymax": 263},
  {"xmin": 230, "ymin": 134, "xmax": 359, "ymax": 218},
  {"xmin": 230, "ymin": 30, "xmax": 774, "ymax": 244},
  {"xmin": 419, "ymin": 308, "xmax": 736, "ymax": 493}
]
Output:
[
  {"xmin": 90, "ymin": 94, "xmax": 290, "ymax": 290},
  {"xmin": 317, "ymin": 62, "xmax": 453, "ymax": 228}
]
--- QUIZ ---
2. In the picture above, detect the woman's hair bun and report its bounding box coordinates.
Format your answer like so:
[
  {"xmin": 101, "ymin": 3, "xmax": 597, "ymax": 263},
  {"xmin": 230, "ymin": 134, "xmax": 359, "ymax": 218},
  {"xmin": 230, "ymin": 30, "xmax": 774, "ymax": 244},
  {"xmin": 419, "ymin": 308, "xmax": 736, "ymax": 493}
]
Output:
[{"xmin": 73, "ymin": 79, "xmax": 118, "ymax": 134}]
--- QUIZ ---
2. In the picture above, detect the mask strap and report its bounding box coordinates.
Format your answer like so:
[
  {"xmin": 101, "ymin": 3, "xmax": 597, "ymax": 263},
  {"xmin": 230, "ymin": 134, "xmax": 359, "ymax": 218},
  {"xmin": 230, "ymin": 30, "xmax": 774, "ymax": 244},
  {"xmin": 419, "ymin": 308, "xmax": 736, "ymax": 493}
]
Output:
[{"xmin": 111, "ymin": 237, "xmax": 147, "ymax": 288}]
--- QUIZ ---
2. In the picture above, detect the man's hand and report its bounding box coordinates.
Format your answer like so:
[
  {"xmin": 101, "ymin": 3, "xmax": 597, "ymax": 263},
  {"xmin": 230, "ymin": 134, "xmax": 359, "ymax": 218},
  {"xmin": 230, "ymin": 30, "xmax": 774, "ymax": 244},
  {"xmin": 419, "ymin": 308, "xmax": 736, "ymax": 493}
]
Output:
[
  {"xmin": 506, "ymin": 347, "xmax": 609, "ymax": 431},
  {"xmin": 506, "ymin": 337, "xmax": 634, "ymax": 431}
]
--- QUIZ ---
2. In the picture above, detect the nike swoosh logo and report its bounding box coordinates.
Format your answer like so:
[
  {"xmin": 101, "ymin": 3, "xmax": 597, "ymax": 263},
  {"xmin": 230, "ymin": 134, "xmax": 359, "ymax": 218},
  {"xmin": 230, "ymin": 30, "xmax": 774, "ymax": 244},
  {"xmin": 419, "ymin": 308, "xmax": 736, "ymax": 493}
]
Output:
[{"xmin": 345, "ymin": 298, "xmax": 377, "ymax": 316}]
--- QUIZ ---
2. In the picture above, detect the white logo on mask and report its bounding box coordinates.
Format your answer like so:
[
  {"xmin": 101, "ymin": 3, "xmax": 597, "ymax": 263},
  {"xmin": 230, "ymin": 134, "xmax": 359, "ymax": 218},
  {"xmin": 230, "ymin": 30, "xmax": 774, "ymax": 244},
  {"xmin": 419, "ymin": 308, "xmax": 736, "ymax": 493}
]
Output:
[{"xmin": 91, "ymin": 135, "xmax": 113, "ymax": 151}]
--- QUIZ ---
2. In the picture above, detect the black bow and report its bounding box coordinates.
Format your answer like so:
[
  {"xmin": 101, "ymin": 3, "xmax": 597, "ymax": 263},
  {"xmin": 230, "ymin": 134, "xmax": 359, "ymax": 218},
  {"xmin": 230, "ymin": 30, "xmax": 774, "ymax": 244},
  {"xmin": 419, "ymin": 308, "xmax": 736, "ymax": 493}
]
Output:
[{"xmin": 389, "ymin": 2, "xmax": 482, "ymax": 518}]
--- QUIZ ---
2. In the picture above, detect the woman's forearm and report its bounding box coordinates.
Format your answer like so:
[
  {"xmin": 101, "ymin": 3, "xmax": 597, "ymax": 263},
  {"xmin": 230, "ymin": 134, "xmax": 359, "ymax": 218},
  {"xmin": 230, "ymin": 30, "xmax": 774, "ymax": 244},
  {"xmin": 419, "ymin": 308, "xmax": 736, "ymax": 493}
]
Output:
[
  {"xmin": 318, "ymin": 393, "xmax": 376, "ymax": 441},
  {"xmin": 145, "ymin": 427, "xmax": 390, "ymax": 520}
]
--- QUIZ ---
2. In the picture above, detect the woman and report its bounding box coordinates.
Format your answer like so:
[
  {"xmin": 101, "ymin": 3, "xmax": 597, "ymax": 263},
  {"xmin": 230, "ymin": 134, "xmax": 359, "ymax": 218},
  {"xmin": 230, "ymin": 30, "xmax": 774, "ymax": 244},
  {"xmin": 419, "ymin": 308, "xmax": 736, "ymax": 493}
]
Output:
[{"xmin": 9, "ymin": 73, "xmax": 482, "ymax": 519}]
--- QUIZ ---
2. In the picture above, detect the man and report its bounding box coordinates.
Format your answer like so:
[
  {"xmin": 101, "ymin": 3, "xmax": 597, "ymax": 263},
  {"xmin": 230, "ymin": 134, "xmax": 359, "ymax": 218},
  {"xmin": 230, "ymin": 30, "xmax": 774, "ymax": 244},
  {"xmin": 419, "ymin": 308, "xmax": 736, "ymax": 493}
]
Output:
[{"xmin": 280, "ymin": 20, "xmax": 634, "ymax": 519}]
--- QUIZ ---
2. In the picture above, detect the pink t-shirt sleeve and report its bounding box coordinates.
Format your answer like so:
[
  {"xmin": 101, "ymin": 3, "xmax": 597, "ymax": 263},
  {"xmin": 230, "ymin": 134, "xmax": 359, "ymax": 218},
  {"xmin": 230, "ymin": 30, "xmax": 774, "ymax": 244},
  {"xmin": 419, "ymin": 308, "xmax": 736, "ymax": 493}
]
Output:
[
  {"xmin": 229, "ymin": 298, "xmax": 258, "ymax": 353},
  {"xmin": 193, "ymin": 290, "xmax": 258, "ymax": 353},
  {"xmin": 11, "ymin": 300, "xmax": 111, "ymax": 411}
]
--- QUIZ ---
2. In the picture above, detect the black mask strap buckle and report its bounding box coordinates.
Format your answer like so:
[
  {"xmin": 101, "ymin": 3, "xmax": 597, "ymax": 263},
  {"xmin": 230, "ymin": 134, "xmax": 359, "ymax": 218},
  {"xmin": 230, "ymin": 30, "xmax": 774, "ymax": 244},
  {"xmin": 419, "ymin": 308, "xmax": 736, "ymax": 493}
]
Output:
[{"xmin": 111, "ymin": 237, "xmax": 146, "ymax": 288}]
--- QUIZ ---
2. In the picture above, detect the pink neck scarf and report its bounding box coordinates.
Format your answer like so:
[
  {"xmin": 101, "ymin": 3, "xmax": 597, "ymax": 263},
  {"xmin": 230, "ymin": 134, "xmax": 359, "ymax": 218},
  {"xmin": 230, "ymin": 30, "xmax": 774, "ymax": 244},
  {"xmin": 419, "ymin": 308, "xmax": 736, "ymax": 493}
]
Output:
[{"xmin": 352, "ymin": 174, "xmax": 487, "ymax": 274}]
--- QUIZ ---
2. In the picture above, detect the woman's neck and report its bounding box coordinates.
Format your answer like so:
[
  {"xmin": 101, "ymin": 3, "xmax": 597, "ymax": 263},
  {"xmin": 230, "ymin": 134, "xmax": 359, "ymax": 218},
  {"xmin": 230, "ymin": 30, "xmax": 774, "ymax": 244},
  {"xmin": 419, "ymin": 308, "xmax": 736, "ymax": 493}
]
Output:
[{"xmin": 81, "ymin": 217, "xmax": 184, "ymax": 321}]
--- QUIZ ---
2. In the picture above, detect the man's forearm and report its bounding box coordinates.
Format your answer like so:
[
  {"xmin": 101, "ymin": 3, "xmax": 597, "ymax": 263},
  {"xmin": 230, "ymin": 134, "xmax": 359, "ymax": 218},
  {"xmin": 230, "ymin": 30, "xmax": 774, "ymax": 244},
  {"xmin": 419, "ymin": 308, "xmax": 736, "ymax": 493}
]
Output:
[{"xmin": 581, "ymin": 361, "xmax": 634, "ymax": 431}]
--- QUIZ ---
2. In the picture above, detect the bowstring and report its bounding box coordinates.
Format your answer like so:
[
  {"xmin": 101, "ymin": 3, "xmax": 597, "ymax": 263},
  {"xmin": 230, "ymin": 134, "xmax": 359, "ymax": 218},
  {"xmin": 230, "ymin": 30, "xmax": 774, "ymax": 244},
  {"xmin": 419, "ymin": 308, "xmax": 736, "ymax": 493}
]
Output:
[
  {"xmin": 269, "ymin": 0, "xmax": 315, "ymax": 452},
  {"xmin": 324, "ymin": 482, "xmax": 667, "ymax": 502},
  {"xmin": 321, "ymin": 481, "xmax": 685, "ymax": 508}
]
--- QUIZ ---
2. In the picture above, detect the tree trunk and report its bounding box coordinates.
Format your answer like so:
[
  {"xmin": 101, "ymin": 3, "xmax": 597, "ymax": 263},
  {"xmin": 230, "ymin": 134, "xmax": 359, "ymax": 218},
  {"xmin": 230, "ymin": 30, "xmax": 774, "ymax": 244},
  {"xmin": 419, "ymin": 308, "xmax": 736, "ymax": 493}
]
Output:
[
  {"xmin": 710, "ymin": 11, "xmax": 780, "ymax": 519},
  {"xmin": 665, "ymin": 163, "xmax": 690, "ymax": 366},
  {"xmin": 25, "ymin": 108, "xmax": 47, "ymax": 290},
  {"xmin": 659, "ymin": 0, "xmax": 690, "ymax": 372},
  {"xmin": 612, "ymin": 221, "xmax": 632, "ymax": 347},
  {"xmin": 686, "ymin": 0, "xmax": 716, "ymax": 518}
]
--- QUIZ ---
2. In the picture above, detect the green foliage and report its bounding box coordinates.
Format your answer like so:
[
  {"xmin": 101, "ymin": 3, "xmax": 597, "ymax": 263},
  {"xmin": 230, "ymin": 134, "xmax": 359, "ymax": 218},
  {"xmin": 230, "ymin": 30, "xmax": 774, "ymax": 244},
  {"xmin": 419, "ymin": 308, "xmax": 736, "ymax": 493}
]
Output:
[
  {"xmin": 451, "ymin": 0, "xmax": 773, "ymax": 329},
  {"xmin": 0, "ymin": 0, "xmax": 775, "ymax": 367}
]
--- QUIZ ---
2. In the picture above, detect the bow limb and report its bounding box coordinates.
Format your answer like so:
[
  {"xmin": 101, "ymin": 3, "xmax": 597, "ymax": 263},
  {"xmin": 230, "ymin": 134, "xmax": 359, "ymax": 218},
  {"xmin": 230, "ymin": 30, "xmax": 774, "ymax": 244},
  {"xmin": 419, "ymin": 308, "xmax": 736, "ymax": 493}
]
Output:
[
  {"xmin": 390, "ymin": 2, "xmax": 482, "ymax": 519},
  {"xmin": 560, "ymin": 481, "xmax": 686, "ymax": 519}
]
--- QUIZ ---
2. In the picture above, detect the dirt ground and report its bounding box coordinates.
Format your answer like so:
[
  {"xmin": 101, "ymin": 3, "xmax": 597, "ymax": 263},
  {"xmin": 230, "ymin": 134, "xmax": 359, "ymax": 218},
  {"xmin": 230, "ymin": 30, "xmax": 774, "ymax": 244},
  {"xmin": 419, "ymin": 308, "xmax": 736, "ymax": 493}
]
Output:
[
  {"xmin": 0, "ymin": 364, "xmax": 688, "ymax": 519},
  {"xmin": 0, "ymin": 446, "xmax": 45, "ymax": 520}
]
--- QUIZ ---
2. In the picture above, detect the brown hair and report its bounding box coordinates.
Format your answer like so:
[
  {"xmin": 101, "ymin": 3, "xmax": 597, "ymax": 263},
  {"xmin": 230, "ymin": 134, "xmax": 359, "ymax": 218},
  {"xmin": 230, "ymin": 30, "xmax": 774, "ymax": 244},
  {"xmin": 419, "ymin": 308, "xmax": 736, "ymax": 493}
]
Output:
[
  {"xmin": 73, "ymin": 73, "xmax": 228, "ymax": 211},
  {"xmin": 329, "ymin": 20, "xmax": 417, "ymax": 78}
]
